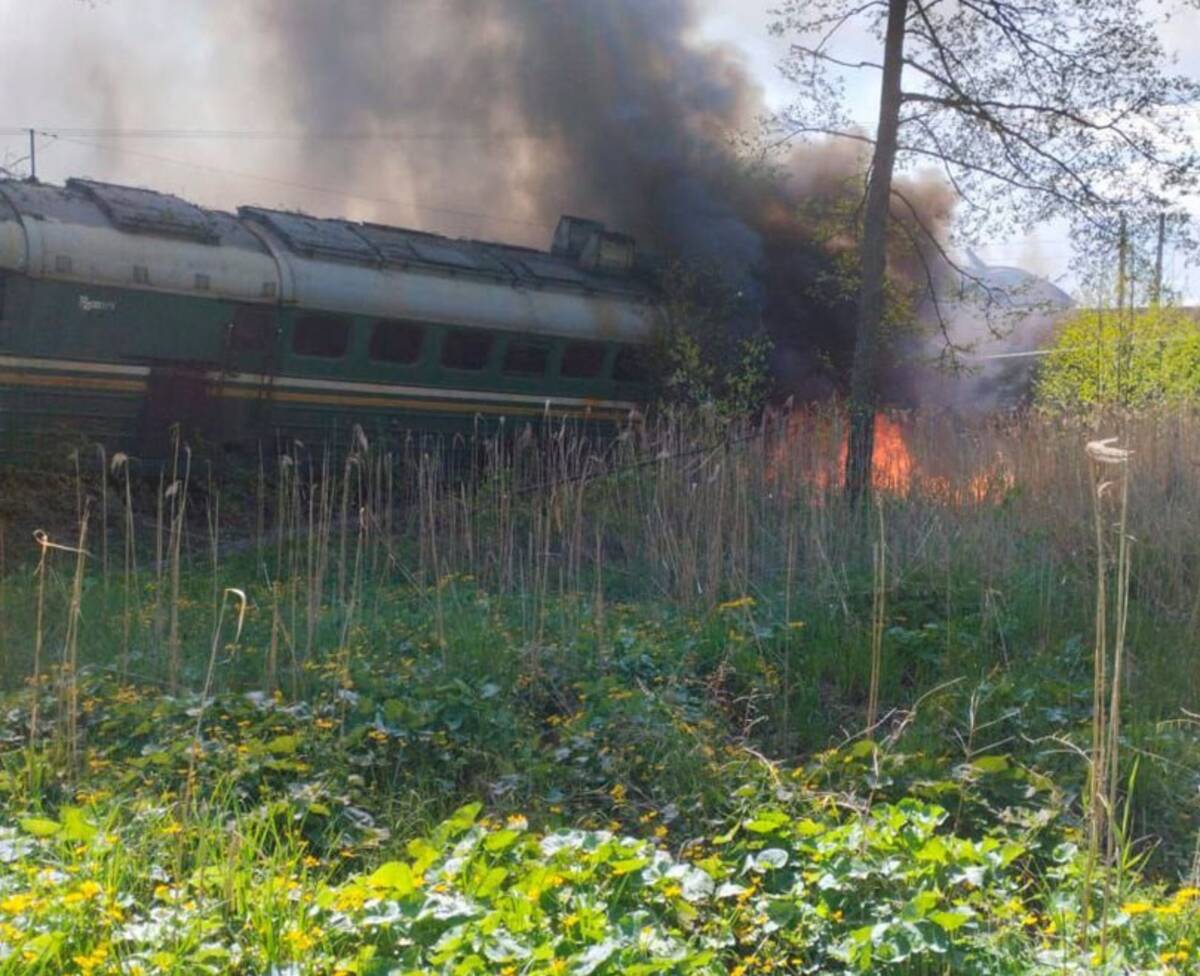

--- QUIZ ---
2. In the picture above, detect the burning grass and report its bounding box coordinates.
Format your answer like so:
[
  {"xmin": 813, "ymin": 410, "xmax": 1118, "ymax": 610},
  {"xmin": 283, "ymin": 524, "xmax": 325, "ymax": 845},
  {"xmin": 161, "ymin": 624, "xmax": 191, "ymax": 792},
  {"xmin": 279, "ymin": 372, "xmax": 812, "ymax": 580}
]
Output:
[{"xmin": 0, "ymin": 406, "xmax": 1198, "ymax": 973}]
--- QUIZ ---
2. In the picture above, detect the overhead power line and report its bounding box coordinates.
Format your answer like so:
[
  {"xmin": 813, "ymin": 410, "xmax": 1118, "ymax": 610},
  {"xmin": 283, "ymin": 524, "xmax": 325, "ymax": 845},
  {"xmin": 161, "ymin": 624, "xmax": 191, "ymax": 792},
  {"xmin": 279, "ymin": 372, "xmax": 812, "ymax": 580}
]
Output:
[
  {"xmin": 25, "ymin": 131, "xmax": 558, "ymax": 232},
  {"xmin": 0, "ymin": 126, "xmax": 556, "ymax": 143}
]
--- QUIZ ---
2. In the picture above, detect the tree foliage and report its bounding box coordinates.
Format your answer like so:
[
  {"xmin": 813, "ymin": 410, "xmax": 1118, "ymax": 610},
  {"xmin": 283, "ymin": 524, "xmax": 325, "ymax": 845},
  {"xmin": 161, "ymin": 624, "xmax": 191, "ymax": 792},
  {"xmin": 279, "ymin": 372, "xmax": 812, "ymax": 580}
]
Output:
[
  {"xmin": 773, "ymin": 0, "xmax": 1200, "ymax": 245},
  {"xmin": 1037, "ymin": 305, "xmax": 1200, "ymax": 408},
  {"xmin": 651, "ymin": 262, "xmax": 774, "ymax": 418},
  {"xmin": 770, "ymin": 0, "xmax": 1200, "ymax": 493}
]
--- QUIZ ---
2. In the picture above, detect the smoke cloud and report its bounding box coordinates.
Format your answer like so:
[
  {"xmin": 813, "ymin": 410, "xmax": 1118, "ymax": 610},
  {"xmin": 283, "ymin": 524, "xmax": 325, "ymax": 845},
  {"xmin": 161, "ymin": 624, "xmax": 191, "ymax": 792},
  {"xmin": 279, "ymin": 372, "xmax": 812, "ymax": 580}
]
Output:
[
  {"xmin": 1, "ymin": 0, "xmax": 1060, "ymax": 406},
  {"xmin": 247, "ymin": 0, "xmax": 958, "ymax": 397}
]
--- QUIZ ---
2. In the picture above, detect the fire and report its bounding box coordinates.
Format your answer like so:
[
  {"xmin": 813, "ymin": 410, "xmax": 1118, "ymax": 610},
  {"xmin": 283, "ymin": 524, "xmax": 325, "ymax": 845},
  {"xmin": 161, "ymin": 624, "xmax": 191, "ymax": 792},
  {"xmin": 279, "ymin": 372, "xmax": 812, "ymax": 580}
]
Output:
[
  {"xmin": 768, "ymin": 408, "xmax": 1013, "ymax": 503},
  {"xmin": 837, "ymin": 413, "xmax": 914, "ymax": 493}
]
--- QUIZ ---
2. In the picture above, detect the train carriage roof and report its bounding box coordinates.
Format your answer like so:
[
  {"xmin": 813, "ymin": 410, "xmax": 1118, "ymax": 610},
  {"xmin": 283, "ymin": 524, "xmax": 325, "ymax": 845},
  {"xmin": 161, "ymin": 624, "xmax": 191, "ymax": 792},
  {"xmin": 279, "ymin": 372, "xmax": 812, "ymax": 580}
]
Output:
[{"xmin": 0, "ymin": 176, "xmax": 660, "ymax": 341}]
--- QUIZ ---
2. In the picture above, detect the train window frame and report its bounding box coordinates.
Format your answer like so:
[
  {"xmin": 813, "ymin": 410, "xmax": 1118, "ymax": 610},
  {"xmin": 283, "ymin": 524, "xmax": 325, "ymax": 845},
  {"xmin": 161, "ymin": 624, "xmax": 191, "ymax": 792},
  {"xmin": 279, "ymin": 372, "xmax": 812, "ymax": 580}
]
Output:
[
  {"xmin": 369, "ymin": 319, "xmax": 425, "ymax": 365},
  {"xmin": 229, "ymin": 305, "xmax": 276, "ymax": 354},
  {"xmin": 292, "ymin": 314, "xmax": 351, "ymax": 359},
  {"xmin": 560, "ymin": 340, "xmax": 607, "ymax": 379},
  {"xmin": 502, "ymin": 339, "xmax": 551, "ymax": 377},
  {"xmin": 440, "ymin": 328, "xmax": 494, "ymax": 371},
  {"xmin": 612, "ymin": 344, "xmax": 651, "ymax": 384}
]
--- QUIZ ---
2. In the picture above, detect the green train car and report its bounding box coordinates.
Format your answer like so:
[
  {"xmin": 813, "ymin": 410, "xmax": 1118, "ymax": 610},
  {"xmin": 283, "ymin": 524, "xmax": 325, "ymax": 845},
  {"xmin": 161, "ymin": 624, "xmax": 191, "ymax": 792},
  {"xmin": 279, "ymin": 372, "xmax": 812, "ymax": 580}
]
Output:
[{"xmin": 0, "ymin": 177, "xmax": 661, "ymax": 458}]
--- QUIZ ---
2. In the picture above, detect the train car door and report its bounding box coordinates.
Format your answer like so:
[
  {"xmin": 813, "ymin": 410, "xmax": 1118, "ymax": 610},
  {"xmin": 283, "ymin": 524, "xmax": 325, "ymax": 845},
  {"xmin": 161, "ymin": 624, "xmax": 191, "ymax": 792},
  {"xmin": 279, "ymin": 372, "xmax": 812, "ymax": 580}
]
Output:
[
  {"xmin": 139, "ymin": 365, "xmax": 213, "ymax": 457},
  {"xmin": 216, "ymin": 303, "xmax": 280, "ymax": 450}
]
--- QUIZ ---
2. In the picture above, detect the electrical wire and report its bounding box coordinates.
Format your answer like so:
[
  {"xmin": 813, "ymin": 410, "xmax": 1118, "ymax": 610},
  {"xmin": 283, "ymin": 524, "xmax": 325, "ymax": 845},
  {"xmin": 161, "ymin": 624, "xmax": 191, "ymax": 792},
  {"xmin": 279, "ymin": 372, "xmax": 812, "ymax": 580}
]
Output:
[
  {"xmin": 0, "ymin": 126, "xmax": 556, "ymax": 142},
  {"xmin": 38, "ymin": 132, "xmax": 558, "ymax": 231}
]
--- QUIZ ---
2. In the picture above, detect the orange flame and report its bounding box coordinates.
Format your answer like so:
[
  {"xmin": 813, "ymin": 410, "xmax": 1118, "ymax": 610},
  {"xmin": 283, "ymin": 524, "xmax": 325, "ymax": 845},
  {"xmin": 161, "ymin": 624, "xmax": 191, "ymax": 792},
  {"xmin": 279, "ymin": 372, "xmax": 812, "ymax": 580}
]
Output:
[
  {"xmin": 768, "ymin": 409, "xmax": 1013, "ymax": 504},
  {"xmin": 836, "ymin": 413, "xmax": 914, "ymax": 493}
]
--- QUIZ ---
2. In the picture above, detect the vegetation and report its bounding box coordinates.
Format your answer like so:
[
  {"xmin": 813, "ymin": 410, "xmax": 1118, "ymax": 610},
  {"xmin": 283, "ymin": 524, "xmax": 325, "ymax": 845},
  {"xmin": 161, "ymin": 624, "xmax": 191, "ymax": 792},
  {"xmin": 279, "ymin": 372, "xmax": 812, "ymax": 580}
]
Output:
[
  {"xmin": 1037, "ymin": 306, "xmax": 1200, "ymax": 409},
  {"xmin": 0, "ymin": 409, "xmax": 1198, "ymax": 974}
]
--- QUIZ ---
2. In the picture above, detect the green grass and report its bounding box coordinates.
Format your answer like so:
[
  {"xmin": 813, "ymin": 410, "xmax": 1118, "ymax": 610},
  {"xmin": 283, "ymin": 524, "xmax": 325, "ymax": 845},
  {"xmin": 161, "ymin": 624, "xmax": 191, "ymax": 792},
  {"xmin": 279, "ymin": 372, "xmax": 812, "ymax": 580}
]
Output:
[{"xmin": 0, "ymin": 409, "xmax": 1198, "ymax": 973}]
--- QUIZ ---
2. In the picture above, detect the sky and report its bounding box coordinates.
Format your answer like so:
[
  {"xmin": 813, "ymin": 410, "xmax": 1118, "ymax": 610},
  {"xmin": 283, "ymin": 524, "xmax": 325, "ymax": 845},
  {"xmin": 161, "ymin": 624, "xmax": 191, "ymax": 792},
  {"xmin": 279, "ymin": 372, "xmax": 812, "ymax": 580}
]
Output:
[{"xmin": 0, "ymin": 0, "xmax": 1196, "ymax": 301}]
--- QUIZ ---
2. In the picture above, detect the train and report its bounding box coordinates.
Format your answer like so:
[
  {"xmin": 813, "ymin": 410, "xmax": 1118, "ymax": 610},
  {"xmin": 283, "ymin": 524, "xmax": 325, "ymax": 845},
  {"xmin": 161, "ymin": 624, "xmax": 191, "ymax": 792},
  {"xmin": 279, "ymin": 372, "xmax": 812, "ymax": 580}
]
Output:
[{"xmin": 0, "ymin": 176, "xmax": 661, "ymax": 458}]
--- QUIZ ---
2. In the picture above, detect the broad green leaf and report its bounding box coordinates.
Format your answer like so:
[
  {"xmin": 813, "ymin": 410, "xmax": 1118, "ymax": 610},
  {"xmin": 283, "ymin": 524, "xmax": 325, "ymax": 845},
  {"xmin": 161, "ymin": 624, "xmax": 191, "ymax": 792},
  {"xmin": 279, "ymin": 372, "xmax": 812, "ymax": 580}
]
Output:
[
  {"xmin": 406, "ymin": 837, "xmax": 440, "ymax": 873},
  {"xmin": 267, "ymin": 734, "xmax": 300, "ymax": 755},
  {"xmin": 60, "ymin": 806, "xmax": 97, "ymax": 842},
  {"xmin": 930, "ymin": 909, "xmax": 972, "ymax": 932},
  {"xmin": 745, "ymin": 809, "xmax": 790, "ymax": 834},
  {"xmin": 474, "ymin": 866, "xmax": 508, "ymax": 898},
  {"xmin": 483, "ymin": 829, "xmax": 521, "ymax": 853},
  {"xmin": 905, "ymin": 889, "xmax": 940, "ymax": 918},
  {"xmin": 849, "ymin": 739, "xmax": 878, "ymax": 758},
  {"xmin": 611, "ymin": 856, "xmax": 648, "ymax": 876},
  {"xmin": 23, "ymin": 931, "xmax": 65, "ymax": 961},
  {"xmin": 367, "ymin": 860, "xmax": 416, "ymax": 894},
  {"xmin": 20, "ymin": 817, "xmax": 61, "ymax": 838},
  {"xmin": 445, "ymin": 802, "xmax": 482, "ymax": 836},
  {"xmin": 969, "ymin": 755, "xmax": 1010, "ymax": 774},
  {"xmin": 998, "ymin": 841, "xmax": 1026, "ymax": 867},
  {"xmin": 915, "ymin": 836, "xmax": 948, "ymax": 865}
]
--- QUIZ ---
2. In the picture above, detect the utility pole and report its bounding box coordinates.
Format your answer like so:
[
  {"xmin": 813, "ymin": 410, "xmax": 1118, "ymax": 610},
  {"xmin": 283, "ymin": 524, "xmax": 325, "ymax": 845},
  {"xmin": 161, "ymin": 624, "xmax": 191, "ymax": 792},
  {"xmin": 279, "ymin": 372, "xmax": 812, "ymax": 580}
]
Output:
[
  {"xmin": 28, "ymin": 129, "xmax": 35, "ymax": 181},
  {"xmin": 1116, "ymin": 213, "xmax": 1127, "ymax": 313},
  {"xmin": 1116, "ymin": 213, "xmax": 1129, "ymax": 406},
  {"xmin": 1153, "ymin": 212, "xmax": 1165, "ymax": 306}
]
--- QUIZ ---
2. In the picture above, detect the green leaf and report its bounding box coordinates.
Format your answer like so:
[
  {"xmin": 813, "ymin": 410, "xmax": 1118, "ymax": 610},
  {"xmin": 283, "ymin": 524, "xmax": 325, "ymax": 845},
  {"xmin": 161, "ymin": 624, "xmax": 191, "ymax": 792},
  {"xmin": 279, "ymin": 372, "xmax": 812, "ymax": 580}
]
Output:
[
  {"xmin": 915, "ymin": 836, "xmax": 948, "ymax": 865},
  {"xmin": 905, "ymin": 889, "xmax": 940, "ymax": 918},
  {"xmin": 930, "ymin": 909, "xmax": 972, "ymax": 932},
  {"xmin": 406, "ymin": 837, "xmax": 440, "ymax": 874},
  {"xmin": 611, "ymin": 856, "xmax": 648, "ymax": 876},
  {"xmin": 745, "ymin": 809, "xmax": 790, "ymax": 834},
  {"xmin": 849, "ymin": 739, "xmax": 878, "ymax": 758},
  {"xmin": 267, "ymin": 734, "xmax": 300, "ymax": 755},
  {"xmin": 474, "ymin": 866, "xmax": 508, "ymax": 898},
  {"xmin": 969, "ymin": 755, "xmax": 1010, "ymax": 774},
  {"xmin": 20, "ymin": 817, "xmax": 61, "ymax": 837},
  {"xmin": 483, "ymin": 829, "xmax": 520, "ymax": 853},
  {"xmin": 367, "ymin": 860, "xmax": 416, "ymax": 894},
  {"xmin": 60, "ymin": 806, "xmax": 97, "ymax": 842},
  {"xmin": 444, "ymin": 802, "xmax": 482, "ymax": 836}
]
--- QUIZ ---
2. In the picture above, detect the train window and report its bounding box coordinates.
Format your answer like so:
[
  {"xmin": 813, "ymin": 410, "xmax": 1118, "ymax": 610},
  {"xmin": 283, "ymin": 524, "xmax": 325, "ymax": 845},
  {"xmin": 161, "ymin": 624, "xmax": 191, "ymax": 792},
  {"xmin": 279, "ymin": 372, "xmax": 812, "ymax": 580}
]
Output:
[
  {"xmin": 502, "ymin": 340, "xmax": 550, "ymax": 376},
  {"xmin": 230, "ymin": 305, "xmax": 275, "ymax": 353},
  {"xmin": 441, "ymin": 329, "xmax": 493, "ymax": 370},
  {"xmin": 613, "ymin": 345, "xmax": 651, "ymax": 384},
  {"xmin": 0, "ymin": 274, "xmax": 5, "ymax": 321},
  {"xmin": 293, "ymin": 314, "xmax": 350, "ymax": 358},
  {"xmin": 560, "ymin": 340, "xmax": 607, "ymax": 379},
  {"xmin": 369, "ymin": 320, "xmax": 425, "ymax": 364}
]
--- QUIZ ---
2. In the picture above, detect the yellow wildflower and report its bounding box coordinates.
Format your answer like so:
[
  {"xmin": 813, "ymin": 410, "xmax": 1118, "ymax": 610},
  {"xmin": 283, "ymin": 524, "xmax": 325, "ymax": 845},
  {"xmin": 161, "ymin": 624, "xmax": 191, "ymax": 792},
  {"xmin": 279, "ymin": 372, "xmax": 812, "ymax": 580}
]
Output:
[
  {"xmin": 717, "ymin": 596, "xmax": 755, "ymax": 611},
  {"xmin": 0, "ymin": 892, "xmax": 35, "ymax": 914},
  {"xmin": 283, "ymin": 926, "xmax": 317, "ymax": 953}
]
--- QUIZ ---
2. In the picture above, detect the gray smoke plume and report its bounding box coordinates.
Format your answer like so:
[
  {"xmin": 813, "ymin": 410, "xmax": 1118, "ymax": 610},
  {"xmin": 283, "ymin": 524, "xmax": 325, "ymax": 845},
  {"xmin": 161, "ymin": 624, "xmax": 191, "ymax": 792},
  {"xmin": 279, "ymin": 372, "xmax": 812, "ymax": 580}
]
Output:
[
  {"xmin": 249, "ymin": 0, "xmax": 769, "ymax": 279},
  {"xmin": 2, "ymin": 0, "xmax": 1061, "ymax": 406},
  {"xmin": 249, "ymin": 0, "xmax": 967, "ymax": 397}
]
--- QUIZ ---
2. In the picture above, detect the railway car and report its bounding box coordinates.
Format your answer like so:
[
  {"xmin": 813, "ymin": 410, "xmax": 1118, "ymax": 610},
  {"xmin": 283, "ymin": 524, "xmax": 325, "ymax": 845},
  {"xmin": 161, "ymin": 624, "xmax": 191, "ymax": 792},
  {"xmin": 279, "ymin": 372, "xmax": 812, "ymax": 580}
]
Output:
[{"xmin": 0, "ymin": 177, "xmax": 661, "ymax": 458}]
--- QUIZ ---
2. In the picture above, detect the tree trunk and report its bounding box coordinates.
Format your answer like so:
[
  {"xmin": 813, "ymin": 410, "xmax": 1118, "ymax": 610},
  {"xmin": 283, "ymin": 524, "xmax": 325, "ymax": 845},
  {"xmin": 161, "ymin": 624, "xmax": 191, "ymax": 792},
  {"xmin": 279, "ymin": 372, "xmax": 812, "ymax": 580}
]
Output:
[{"xmin": 845, "ymin": 0, "xmax": 909, "ymax": 500}]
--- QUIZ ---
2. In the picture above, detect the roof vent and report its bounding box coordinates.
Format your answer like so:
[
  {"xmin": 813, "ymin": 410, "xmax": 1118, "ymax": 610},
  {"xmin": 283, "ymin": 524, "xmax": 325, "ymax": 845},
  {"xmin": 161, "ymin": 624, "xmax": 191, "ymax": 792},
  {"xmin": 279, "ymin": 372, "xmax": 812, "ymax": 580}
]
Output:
[
  {"xmin": 578, "ymin": 231, "xmax": 635, "ymax": 274},
  {"xmin": 552, "ymin": 215, "xmax": 606, "ymax": 259}
]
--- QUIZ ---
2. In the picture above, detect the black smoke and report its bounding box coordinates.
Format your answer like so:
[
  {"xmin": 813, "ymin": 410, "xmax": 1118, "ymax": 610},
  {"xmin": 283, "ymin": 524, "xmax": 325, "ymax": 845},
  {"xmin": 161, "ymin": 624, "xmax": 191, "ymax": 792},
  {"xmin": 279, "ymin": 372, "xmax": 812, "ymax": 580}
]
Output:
[
  {"xmin": 249, "ymin": 0, "xmax": 934, "ymax": 399},
  {"xmin": 238, "ymin": 0, "xmax": 1039, "ymax": 407}
]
